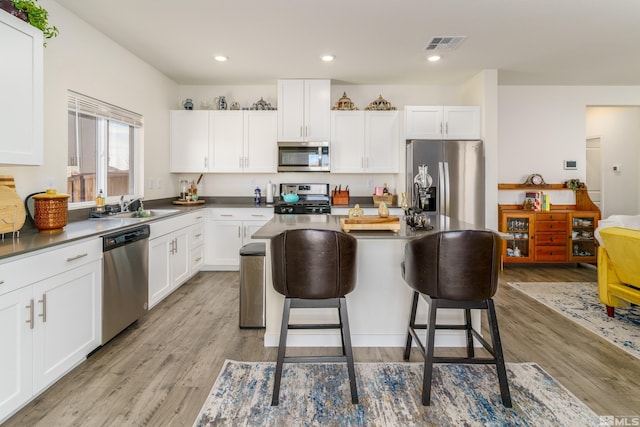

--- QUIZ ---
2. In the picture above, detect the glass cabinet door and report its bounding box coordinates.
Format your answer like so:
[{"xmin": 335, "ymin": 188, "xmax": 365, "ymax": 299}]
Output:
[
  {"xmin": 502, "ymin": 213, "xmax": 535, "ymax": 263},
  {"xmin": 568, "ymin": 213, "xmax": 598, "ymax": 262}
]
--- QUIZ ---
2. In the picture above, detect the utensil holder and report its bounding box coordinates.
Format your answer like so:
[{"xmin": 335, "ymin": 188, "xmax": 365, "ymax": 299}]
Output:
[{"xmin": 332, "ymin": 190, "xmax": 350, "ymax": 205}]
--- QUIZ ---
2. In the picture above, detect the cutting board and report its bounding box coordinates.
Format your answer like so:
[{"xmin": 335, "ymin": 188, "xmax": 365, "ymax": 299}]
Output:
[
  {"xmin": 340, "ymin": 215, "xmax": 400, "ymax": 233},
  {"xmin": 0, "ymin": 185, "xmax": 26, "ymax": 234}
]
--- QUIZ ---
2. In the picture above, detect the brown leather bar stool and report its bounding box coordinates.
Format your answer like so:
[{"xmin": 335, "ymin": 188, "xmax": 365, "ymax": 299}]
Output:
[
  {"xmin": 401, "ymin": 229, "xmax": 512, "ymax": 407},
  {"xmin": 270, "ymin": 229, "xmax": 358, "ymax": 406}
]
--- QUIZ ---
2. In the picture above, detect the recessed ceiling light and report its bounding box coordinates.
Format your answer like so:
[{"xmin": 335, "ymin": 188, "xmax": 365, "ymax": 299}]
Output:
[
  {"xmin": 321, "ymin": 55, "xmax": 335, "ymax": 62},
  {"xmin": 427, "ymin": 55, "xmax": 441, "ymax": 62},
  {"xmin": 214, "ymin": 55, "xmax": 228, "ymax": 62}
]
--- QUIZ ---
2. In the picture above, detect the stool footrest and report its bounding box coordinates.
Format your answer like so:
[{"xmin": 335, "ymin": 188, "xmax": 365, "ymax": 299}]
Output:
[
  {"xmin": 288, "ymin": 323, "xmax": 342, "ymax": 330},
  {"xmin": 284, "ymin": 356, "xmax": 347, "ymax": 364}
]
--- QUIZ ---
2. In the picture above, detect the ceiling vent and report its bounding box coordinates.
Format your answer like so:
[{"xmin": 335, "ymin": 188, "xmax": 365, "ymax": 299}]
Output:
[{"xmin": 425, "ymin": 36, "xmax": 466, "ymax": 51}]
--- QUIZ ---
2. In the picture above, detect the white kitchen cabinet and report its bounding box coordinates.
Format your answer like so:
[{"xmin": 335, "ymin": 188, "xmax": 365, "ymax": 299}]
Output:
[
  {"xmin": 0, "ymin": 286, "xmax": 33, "ymax": 423},
  {"xmin": 204, "ymin": 208, "xmax": 273, "ymax": 271},
  {"xmin": 277, "ymin": 79, "xmax": 330, "ymax": 142},
  {"xmin": 0, "ymin": 238, "xmax": 101, "ymax": 423},
  {"xmin": 148, "ymin": 212, "xmax": 203, "ymax": 309},
  {"xmin": 212, "ymin": 110, "xmax": 277, "ymax": 172},
  {"xmin": 169, "ymin": 110, "xmax": 210, "ymax": 172},
  {"xmin": 171, "ymin": 110, "xmax": 277, "ymax": 173},
  {"xmin": 405, "ymin": 106, "xmax": 480, "ymax": 140},
  {"xmin": 331, "ymin": 110, "xmax": 399, "ymax": 173},
  {"xmin": 189, "ymin": 220, "xmax": 205, "ymax": 273},
  {"xmin": 0, "ymin": 10, "xmax": 43, "ymax": 165}
]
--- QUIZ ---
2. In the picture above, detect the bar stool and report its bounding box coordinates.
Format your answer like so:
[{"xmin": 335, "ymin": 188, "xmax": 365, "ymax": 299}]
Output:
[
  {"xmin": 401, "ymin": 229, "xmax": 512, "ymax": 407},
  {"xmin": 270, "ymin": 228, "xmax": 358, "ymax": 406}
]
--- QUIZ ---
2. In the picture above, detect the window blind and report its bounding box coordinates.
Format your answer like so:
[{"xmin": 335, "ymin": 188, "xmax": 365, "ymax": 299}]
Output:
[{"xmin": 67, "ymin": 90, "xmax": 143, "ymax": 128}]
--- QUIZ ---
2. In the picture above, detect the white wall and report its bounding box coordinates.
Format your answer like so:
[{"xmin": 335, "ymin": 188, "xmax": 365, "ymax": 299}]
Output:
[
  {"xmin": 586, "ymin": 107, "xmax": 640, "ymax": 217},
  {"xmin": 0, "ymin": 0, "xmax": 179, "ymax": 203},
  {"xmin": 498, "ymin": 86, "xmax": 640, "ymax": 214}
]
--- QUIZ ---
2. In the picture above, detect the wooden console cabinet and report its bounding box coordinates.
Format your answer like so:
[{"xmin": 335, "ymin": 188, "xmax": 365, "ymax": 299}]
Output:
[{"xmin": 499, "ymin": 185, "xmax": 600, "ymax": 265}]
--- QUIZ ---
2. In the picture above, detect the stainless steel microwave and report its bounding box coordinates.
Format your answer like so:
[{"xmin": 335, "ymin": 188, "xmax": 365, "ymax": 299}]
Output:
[{"xmin": 277, "ymin": 141, "xmax": 330, "ymax": 172}]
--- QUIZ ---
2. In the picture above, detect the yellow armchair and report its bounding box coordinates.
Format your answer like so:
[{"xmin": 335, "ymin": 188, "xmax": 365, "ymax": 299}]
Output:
[{"xmin": 598, "ymin": 227, "xmax": 640, "ymax": 317}]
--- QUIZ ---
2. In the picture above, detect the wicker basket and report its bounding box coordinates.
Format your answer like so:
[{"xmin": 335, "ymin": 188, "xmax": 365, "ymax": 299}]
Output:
[
  {"xmin": 33, "ymin": 190, "xmax": 70, "ymax": 233},
  {"xmin": 372, "ymin": 194, "xmax": 397, "ymax": 207}
]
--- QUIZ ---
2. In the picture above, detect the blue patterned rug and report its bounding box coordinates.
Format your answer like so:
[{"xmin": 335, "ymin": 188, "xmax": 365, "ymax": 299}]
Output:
[
  {"xmin": 194, "ymin": 360, "xmax": 599, "ymax": 426},
  {"xmin": 508, "ymin": 282, "xmax": 640, "ymax": 359}
]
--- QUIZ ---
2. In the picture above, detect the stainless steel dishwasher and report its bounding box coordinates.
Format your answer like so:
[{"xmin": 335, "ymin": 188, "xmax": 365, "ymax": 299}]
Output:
[{"xmin": 102, "ymin": 224, "xmax": 150, "ymax": 344}]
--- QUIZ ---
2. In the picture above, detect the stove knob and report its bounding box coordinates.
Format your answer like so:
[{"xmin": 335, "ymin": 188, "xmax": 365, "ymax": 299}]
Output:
[{"xmin": 286, "ymin": 207, "xmax": 293, "ymax": 214}]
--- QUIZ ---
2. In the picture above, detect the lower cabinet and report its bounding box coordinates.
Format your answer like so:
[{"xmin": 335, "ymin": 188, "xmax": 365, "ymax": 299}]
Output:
[
  {"xmin": 499, "ymin": 207, "xmax": 599, "ymax": 265},
  {"xmin": 204, "ymin": 208, "xmax": 273, "ymax": 270},
  {"xmin": 148, "ymin": 212, "xmax": 205, "ymax": 309},
  {"xmin": 0, "ymin": 238, "xmax": 101, "ymax": 423}
]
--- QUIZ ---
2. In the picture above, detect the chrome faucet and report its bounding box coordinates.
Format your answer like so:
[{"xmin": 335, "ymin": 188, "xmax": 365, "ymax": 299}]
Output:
[{"xmin": 121, "ymin": 196, "xmax": 143, "ymax": 212}]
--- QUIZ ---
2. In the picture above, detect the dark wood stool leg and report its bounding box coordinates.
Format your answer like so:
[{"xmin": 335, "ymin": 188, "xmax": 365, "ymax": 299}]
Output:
[
  {"xmin": 404, "ymin": 291, "xmax": 420, "ymax": 360},
  {"xmin": 487, "ymin": 299, "xmax": 512, "ymax": 408},
  {"xmin": 271, "ymin": 298, "xmax": 292, "ymax": 406},
  {"xmin": 464, "ymin": 308, "xmax": 475, "ymax": 358},
  {"xmin": 339, "ymin": 297, "xmax": 359, "ymax": 404},
  {"xmin": 422, "ymin": 298, "xmax": 438, "ymax": 406}
]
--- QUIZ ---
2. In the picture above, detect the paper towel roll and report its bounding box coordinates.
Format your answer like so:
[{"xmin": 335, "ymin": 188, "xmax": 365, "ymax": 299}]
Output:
[{"xmin": 266, "ymin": 182, "xmax": 274, "ymax": 203}]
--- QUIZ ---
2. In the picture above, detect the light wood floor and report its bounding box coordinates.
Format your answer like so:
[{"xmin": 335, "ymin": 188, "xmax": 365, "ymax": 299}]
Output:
[{"xmin": 5, "ymin": 264, "xmax": 640, "ymax": 426}]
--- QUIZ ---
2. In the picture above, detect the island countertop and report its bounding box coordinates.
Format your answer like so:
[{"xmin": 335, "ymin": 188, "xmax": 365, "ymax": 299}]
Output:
[{"xmin": 252, "ymin": 213, "xmax": 483, "ymax": 240}]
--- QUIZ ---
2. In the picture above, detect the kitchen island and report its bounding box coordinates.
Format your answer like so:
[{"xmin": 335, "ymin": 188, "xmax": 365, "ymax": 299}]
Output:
[{"xmin": 252, "ymin": 214, "xmax": 489, "ymax": 348}]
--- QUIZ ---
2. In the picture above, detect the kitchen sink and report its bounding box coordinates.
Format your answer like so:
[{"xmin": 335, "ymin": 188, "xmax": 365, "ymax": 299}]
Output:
[{"xmin": 90, "ymin": 209, "xmax": 180, "ymax": 220}]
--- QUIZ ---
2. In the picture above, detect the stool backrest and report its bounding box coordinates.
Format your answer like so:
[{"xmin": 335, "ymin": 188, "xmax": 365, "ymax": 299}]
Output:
[
  {"xmin": 271, "ymin": 229, "xmax": 357, "ymax": 299},
  {"xmin": 403, "ymin": 230, "xmax": 501, "ymax": 300}
]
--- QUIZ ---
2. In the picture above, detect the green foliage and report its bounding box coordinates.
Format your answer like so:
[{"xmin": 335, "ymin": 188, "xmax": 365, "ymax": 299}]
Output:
[
  {"xmin": 565, "ymin": 179, "xmax": 584, "ymax": 191},
  {"xmin": 12, "ymin": 0, "xmax": 58, "ymax": 41}
]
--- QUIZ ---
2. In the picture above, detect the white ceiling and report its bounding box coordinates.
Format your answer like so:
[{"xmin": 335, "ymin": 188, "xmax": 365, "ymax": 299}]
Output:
[{"xmin": 54, "ymin": 0, "xmax": 640, "ymax": 86}]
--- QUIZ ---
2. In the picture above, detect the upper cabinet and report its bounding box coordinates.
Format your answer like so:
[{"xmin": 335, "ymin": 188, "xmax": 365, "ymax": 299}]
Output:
[
  {"xmin": 277, "ymin": 79, "xmax": 330, "ymax": 142},
  {"xmin": 0, "ymin": 11, "xmax": 43, "ymax": 165},
  {"xmin": 169, "ymin": 110, "xmax": 277, "ymax": 173},
  {"xmin": 405, "ymin": 106, "xmax": 480, "ymax": 140},
  {"xmin": 331, "ymin": 110, "xmax": 399, "ymax": 173},
  {"xmin": 170, "ymin": 110, "xmax": 210, "ymax": 172},
  {"xmin": 212, "ymin": 110, "xmax": 277, "ymax": 173}
]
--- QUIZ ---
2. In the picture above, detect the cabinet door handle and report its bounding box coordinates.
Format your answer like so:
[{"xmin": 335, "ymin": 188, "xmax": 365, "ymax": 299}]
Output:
[
  {"xmin": 220, "ymin": 214, "xmax": 233, "ymax": 217},
  {"xmin": 305, "ymin": 125, "xmax": 309, "ymax": 137},
  {"xmin": 445, "ymin": 122, "xmax": 448, "ymax": 135},
  {"xmin": 239, "ymin": 157, "xmax": 243, "ymax": 168},
  {"xmin": 0, "ymin": 280, "xmax": 4, "ymax": 286},
  {"xmin": 299, "ymin": 126, "xmax": 303, "ymax": 137},
  {"xmin": 67, "ymin": 253, "xmax": 88, "ymax": 262},
  {"xmin": 38, "ymin": 294, "xmax": 47, "ymax": 323},
  {"xmin": 251, "ymin": 214, "xmax": 265, "ymax": 217},
  {"xmin": 174, "ymin": 238, "xmax": 178, "ymax": 254},
  {"xmin": 195, "ymin": 233, "xmax": 202, "ymax": 238},
  {"xmin": 26, "ymin": 299, "xmax": 34, "ymax": 329},
  {"xmin": 195, "ymin": 257, "xmax": 202, "ymax": 263},
  {"xmin": 440, "ymin": 122, "xmax": 443, "ymax": 134},
  {"xmin": 195, "ymin": 216, "xmax": 204, "ymax": 220}
]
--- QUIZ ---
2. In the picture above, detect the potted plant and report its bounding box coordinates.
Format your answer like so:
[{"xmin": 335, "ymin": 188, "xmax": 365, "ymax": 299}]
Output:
[
  {"xmin": 565, "ymin": 178, "xmax": 584, "ymax": 191},
  {"xmin": 1, "ymin": 0, "xmax": 58, "ymax": 42}
]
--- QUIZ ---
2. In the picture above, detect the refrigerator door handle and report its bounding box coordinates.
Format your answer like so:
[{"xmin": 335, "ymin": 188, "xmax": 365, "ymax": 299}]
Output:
[
  {"xmin": 443, "ymin": 161, "xmax": 451, "ymax": 216},
  {"xmin": 438, "ymin": 161, "xmax": 446, "ymax": 215}
]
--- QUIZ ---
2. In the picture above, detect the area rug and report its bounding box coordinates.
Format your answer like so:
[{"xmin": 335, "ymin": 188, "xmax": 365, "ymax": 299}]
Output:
[
  {"xmin": 508, "ymin": 282, "xmax": 640, "ymax": 359},
  {"xmin": 194, "ymin": 360, "xmax": 599, "ymax": 426}
]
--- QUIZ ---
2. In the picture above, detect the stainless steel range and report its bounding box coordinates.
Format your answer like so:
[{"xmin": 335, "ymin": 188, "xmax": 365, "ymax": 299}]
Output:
[{"xmin": 274, "ymin": 183, "xmax": 331, "ymax": 214}]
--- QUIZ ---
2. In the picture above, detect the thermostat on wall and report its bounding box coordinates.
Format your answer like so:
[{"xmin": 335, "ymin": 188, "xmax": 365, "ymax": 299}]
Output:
[{"xmin": 564, "ymin": 160, "xmax": 577, "ymax": 170}]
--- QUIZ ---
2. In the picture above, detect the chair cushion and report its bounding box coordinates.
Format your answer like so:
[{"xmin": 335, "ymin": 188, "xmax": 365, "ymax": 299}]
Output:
[
  {"xmin": 271, "ymin": 229, "xmax": 357, "ymax": 299},
  {"xmin": 402, "ymin": 230, "xmax": 500, "ymax": 301}
]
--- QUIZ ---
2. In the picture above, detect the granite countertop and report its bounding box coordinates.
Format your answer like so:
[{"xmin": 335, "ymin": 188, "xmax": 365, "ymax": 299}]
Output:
[
  {"xmin": 0, "ymin": 196, "xmax": 401, "ymax": 262},
  {"xmin": 252, "ymin": 214, "xmax": 481, "ymax": 240}
]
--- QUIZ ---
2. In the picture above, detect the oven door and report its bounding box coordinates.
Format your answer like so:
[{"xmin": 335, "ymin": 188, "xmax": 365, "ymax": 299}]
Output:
[{"xmin": 277, "ymin": 141, "xmax": 330, "ymax": 172}]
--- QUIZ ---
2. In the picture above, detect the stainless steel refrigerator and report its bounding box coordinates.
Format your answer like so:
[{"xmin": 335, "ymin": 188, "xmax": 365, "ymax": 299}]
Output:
[{"xmin": 406, "ymin": 139, "xmax": 485, "ymax": 226}]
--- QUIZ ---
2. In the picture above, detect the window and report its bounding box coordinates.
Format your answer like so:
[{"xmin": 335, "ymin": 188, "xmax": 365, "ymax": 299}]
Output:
[{"xmin": 67, "ymin": 91, "xmax": 143, "ymax": 204}]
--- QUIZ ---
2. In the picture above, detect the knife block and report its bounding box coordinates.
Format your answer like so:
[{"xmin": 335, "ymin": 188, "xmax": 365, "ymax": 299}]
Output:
[{"xmin": 331, "ymin": 190, "xmax": 350, "ymax": 205}]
